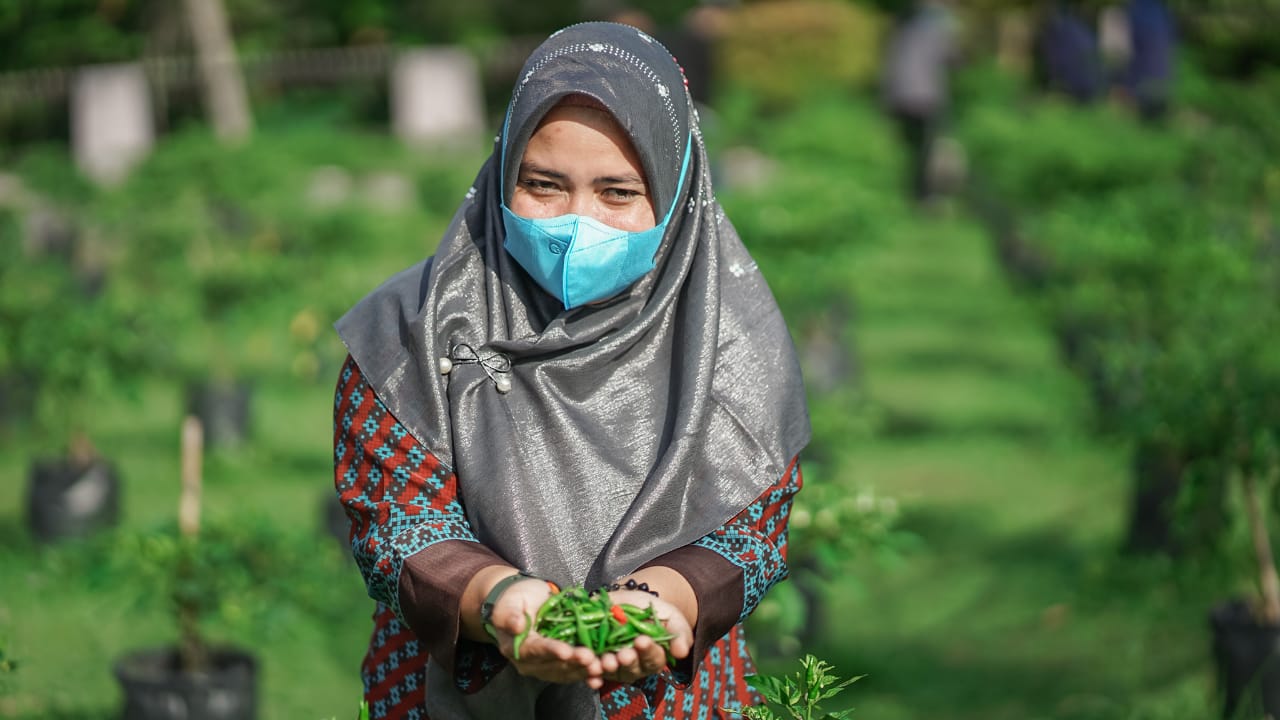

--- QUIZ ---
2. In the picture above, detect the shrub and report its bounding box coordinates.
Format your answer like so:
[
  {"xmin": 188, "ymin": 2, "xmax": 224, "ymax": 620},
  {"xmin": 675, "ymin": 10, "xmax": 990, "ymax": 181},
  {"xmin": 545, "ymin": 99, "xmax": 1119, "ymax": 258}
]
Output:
[{"xmin": 719, "ymin": 1, "xmax": 884, "ymax": 110}]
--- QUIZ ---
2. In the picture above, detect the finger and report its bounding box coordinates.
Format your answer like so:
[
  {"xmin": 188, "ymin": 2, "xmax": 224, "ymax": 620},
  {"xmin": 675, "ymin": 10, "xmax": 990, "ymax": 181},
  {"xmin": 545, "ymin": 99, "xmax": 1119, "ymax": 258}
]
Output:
[
  {"xmin": 517, "ymin": 634, "xmax": 572, "ymax": 662},
  {"xmin": 546, "ymin": 638, "xmax": 575, "ymax": 662},
  {"xmin": 631, "ymin": 635, "xmax": 660, "ymax": 669},
  {"xmin": 577, "ymin": 648, "xmax": 602, "ymax": 677},
  {"xmin": 568, "ymin": 645, "xmax": 597, "ymax": 669},
  {"xmin": 668, "ymin": 632, "xmax": 691, "ymax": 660},
  {"xmin": 614, "ymin": 646, "xmax": 638, "ymax": 670},
  {"xmin": 644, "ymin": 644, "xmax": 670, "ymax": 673},
  {"xmin": 599, "ymin": 652, "xmax": 620, "ymax": 674}
]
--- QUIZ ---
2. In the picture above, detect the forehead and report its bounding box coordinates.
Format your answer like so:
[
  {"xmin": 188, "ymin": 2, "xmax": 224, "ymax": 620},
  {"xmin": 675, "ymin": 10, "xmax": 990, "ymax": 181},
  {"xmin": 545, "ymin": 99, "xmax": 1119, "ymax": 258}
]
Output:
[
  {"xmin": 531, "ymin": 104, "xmax": 625, "ymax": 142},
  {"xmin": 524, "ymin": 105, "xmax": 646, "ymax": 176}
]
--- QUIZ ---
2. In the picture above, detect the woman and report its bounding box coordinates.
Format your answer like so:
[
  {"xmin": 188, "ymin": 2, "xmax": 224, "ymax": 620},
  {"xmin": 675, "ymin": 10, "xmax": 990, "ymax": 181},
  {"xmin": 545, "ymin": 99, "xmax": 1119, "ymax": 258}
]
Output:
[{"xmin": 334, "ymin": 21, "xmax": 810, "ymax": 719}]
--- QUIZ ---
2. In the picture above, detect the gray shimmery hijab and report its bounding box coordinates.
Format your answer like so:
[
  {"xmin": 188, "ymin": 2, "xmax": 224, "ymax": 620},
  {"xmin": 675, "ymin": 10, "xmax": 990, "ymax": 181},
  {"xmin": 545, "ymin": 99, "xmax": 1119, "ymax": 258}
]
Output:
[{"xmin": 336, "ymin": 21, "xmax": 809, "ymax": 719}]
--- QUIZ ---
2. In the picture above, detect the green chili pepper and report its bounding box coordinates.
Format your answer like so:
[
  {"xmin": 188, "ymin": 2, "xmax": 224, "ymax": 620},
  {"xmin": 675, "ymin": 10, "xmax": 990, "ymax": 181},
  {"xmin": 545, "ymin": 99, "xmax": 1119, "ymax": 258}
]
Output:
[
  {"xmin": 535, "ymin": 595, "xmax": 560, "ymax": 626},
  {"xmin": 621, "ymin": 604, "xmax": 653, "ymax": 620},
  {"xmin": 628, "ymin": 617, "xmax": 669, "ymax": 638},
  {"xmin": 594, "ymin": 615, "xmax": 610, "ymax": 653},
  {"xmin": 607, "ymin": 623, "xmax": 638, "ymax": 645},
  {"xmin": 513, "ymin": 611, "xmax": 533, "ymax": 659}
]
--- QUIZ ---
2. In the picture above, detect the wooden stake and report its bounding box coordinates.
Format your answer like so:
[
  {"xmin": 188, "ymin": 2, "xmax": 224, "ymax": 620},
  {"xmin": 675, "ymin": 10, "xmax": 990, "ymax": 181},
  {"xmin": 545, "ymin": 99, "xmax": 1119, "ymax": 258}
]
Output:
[
  {"xmin": 1243, "ymin": 473, "xmax": 1280, "ymax": 625},
  {"xmin": 179, "ymin": 415, "xmax": 203, "ymax": 539}
]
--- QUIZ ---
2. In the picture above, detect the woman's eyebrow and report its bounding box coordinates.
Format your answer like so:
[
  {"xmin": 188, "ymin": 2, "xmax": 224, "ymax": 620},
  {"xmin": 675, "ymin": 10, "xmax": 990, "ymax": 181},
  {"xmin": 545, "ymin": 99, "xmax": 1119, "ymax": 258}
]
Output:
[
  {"xmin": 522, "ymin": 162, "xmax": 645, "ymax": 187},
  {"xmin": 594, "ymin": 173, "xmax": 646, "ymax": 186},
  {"xmin": 520, "ymin": 162, "xmax": 566, "ymax": 180}
]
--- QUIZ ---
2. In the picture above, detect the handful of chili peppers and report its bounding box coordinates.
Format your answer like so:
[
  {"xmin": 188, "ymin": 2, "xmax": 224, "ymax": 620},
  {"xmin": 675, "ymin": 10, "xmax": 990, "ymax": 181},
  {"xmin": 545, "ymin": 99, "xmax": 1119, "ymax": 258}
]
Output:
[{"xmin": 513, "ymin": 586, "xmax": 675, "ymax": 660}]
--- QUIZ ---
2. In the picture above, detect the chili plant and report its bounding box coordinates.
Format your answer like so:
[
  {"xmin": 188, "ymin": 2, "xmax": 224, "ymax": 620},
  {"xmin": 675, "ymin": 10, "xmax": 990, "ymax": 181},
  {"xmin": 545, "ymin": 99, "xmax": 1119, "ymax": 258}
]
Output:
[
  {"xmin": 521, "ymin": 586, "xmax": 675, "ymax": 659},
  {"xmin": 726, "ymin": 653, "xmax": 863, "ymax": 720}
]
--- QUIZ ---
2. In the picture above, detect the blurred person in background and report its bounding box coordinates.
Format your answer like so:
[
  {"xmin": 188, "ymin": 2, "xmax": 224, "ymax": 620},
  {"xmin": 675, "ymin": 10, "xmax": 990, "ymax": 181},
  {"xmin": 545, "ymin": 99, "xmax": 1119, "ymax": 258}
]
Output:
[
  {"xmin": 333, "ymin": 20, "xmax": 809, "ymax": 720},
  {"xmin": 880, "ymin": 0, "xmax": 961, "ymax": 208},
  {"xmin": 1033, "ymin": 0, "xmax": 1105, "ymax": 104},
  {"xmin": 1097, "ymin": 3, "xmax": 1133, "ymax": 95},
  {"xmin": 1124, "ymin": 0, "xmax": 1176, "ymax": 122}
]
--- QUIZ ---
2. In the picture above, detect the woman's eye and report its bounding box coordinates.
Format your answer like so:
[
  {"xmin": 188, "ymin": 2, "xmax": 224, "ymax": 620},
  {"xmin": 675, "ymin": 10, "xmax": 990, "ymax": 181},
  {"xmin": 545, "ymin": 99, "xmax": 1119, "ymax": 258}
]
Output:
[
  {"xmin": 520, "ymin": 179, "xmax": 560, "ymax": 194},
  {"xmin": 603, "ymin": 188, "xmax": 641, "ymax": 202}
]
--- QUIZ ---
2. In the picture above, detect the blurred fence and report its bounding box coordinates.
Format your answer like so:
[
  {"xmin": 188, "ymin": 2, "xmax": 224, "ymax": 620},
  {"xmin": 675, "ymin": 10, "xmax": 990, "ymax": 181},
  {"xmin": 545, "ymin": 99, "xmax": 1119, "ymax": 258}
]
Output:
[
  {"xmin": 0, "ymin": 43, "xmax": 494, "ymax": 184},
  {"xmin": 0, "ymin": 44, "xmax": 396, "ymax": 112}
]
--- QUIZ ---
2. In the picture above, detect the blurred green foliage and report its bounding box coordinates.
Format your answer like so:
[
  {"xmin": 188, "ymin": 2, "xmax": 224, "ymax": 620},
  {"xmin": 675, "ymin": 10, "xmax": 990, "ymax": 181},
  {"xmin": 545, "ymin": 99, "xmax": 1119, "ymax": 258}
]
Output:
[
  {"xmin": 77, "ymin": 515, "xmax": 359, "ymax": 642},
  {"xmin": 0, "ymin": 0, "xmax": 701, "ymax": 71},
  {"xmin": 0, "ymin": 117, "xmax": 483, "ymax": 452},
  {"xmin": 719, "ymin": 1, "xmax": 884, "ymax": 111},
  {"xmin": 1169, "ymin": 0, "xmax": 1280, "ymax": 76},
  {"xmin": 959, "ymin": 57, "xmax": 1280, "ymax": 582},
  {"xmin": 0, "ymin": 0, "xmax": 150, "ymax": 69},
  {"xmin": 719, "ymin": 95, "xmax": 921, "ymax": 657},
  {"xmin": 0, "ymin": 206, "xmax": 167, "ymax": 443},
  {"xmin": 962, "ymin": 100, "xmax": 1190, "ymax": 211}
]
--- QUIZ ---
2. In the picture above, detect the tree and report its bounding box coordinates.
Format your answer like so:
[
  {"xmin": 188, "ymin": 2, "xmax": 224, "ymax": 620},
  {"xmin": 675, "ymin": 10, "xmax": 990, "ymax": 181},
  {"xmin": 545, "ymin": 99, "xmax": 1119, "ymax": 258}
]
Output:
[{"xmin": 183, "ymin": 0, "xmax": 252, "ymax": 143}]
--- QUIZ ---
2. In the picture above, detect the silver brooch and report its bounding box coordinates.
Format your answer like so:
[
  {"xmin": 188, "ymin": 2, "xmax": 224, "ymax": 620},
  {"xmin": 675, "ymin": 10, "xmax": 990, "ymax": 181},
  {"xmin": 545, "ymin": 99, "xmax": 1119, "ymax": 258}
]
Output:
[{"xmin": 438, "ymin": 343, "xmax": 513, "ymax": 394}]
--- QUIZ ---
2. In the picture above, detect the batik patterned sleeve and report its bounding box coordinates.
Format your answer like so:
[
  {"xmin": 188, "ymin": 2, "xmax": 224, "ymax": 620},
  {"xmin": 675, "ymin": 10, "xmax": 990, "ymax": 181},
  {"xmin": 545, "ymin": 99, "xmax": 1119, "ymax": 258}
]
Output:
[
  {"xmin": 693, "ymin": 455, "xmax": 802, "ymax": 623},
  {"xmin": 333, "ymin": 354, "xmax": 486, "ymax": 620},
  {"xmin": 639, "ymin": 455, "xmax": 802, "ymax": 682},
  {"xmin": 337, "ymin": 356, "xmax": 512, "ymax": 698}
]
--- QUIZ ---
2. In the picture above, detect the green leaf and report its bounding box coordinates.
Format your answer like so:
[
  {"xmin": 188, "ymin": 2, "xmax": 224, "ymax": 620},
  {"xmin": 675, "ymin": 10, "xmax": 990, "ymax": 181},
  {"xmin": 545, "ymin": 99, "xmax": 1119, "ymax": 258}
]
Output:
[
  {"xmin": 818, "ymin": 674, "xmax": 864, "ymax": 701},
  {"xmin": 746, "ymin": 673, "xmax": 788, "ymax": 705}
]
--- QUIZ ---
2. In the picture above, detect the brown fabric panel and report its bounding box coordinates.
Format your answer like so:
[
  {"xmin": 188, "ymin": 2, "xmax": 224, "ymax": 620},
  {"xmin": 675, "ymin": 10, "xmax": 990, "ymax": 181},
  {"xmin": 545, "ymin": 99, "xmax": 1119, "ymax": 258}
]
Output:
[
  {"xmin": 398, "ymin": 539, "xmax": 506, "ymax": 673},
  {"xmin": 640, "ymin": 544, "xmax": 743, "ymax": 683}
]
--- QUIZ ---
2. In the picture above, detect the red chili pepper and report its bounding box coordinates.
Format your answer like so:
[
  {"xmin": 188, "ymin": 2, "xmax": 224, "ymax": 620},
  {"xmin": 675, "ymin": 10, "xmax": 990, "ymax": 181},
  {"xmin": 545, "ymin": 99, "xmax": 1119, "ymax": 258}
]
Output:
[{"xmin": 610, "ymin": 605, "xmax": 628, "ymax": 625}]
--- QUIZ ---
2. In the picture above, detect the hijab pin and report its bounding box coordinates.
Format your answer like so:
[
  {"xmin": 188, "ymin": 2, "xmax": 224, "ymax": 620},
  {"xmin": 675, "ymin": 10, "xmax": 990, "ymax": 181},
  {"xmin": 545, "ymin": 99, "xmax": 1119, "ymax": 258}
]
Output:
[{"xmin": 438, "ymin": 343, "xmax": 513, "ymax": 394}]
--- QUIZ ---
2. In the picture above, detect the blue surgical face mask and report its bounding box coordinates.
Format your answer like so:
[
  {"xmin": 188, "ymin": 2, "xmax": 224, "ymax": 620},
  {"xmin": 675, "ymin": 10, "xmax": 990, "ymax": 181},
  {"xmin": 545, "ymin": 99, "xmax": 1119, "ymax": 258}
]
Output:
[
  {"xmin": 501, "ymin": 208, "xmax": 665, "ymax": 310},
  {"xmin": 502, "ymin": 135, "xmax": 692, "ymax": 310}
]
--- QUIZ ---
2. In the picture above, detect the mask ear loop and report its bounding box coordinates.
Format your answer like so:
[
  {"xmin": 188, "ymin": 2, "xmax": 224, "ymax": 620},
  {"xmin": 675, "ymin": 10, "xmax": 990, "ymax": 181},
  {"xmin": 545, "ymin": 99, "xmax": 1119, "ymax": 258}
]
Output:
[{"xmin": 438, "ymin": 343, "xmax": 513, "ymax": 394}]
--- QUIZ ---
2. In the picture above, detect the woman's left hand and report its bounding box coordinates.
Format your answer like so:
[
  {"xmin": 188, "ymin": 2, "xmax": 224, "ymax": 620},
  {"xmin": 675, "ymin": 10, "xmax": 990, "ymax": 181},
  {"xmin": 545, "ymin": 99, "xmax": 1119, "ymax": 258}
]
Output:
[{"xmin": 596, "ymin": 591, "xmax": 693, "ymax": 684}]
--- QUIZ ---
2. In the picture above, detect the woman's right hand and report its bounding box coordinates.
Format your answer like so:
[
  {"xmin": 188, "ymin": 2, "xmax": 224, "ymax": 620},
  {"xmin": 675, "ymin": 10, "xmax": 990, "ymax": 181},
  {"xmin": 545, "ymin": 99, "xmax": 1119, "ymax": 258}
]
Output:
[{"xmin": 489, "ymin": 579, "xmax": 606, "ymax": 687}]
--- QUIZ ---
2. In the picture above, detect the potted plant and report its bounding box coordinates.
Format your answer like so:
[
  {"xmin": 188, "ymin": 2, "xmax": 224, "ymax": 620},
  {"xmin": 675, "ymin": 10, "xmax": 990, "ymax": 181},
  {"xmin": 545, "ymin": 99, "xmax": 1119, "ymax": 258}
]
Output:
[
  {"xmin": 97, "ymin": 142, "xmax": 278, "ymax": 452},
  {"xmin": 1210, "ymin": 451, "xmax": 1280, "ymax": 720},
  {"xmin": 1109, "ymin": 248, "xmax": 1280, "ymax": 718},
  {"xmin": 24, "ymin": 432, "xmax": 122, "ymax": 544},
  {"xmin": 112, "ymin": 416, "xmax": 259, "ymax": 720},
  {"xmin": 1203, "ymin": 407, "xmax": 1280, "ymax": 719},
  {"xmin": 181, "ymin": 251, "xmax": 265, "ymax": 451},
  {"xmin": 1, "ymin": 209, "xmax": 154, "ymax": 544}
]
